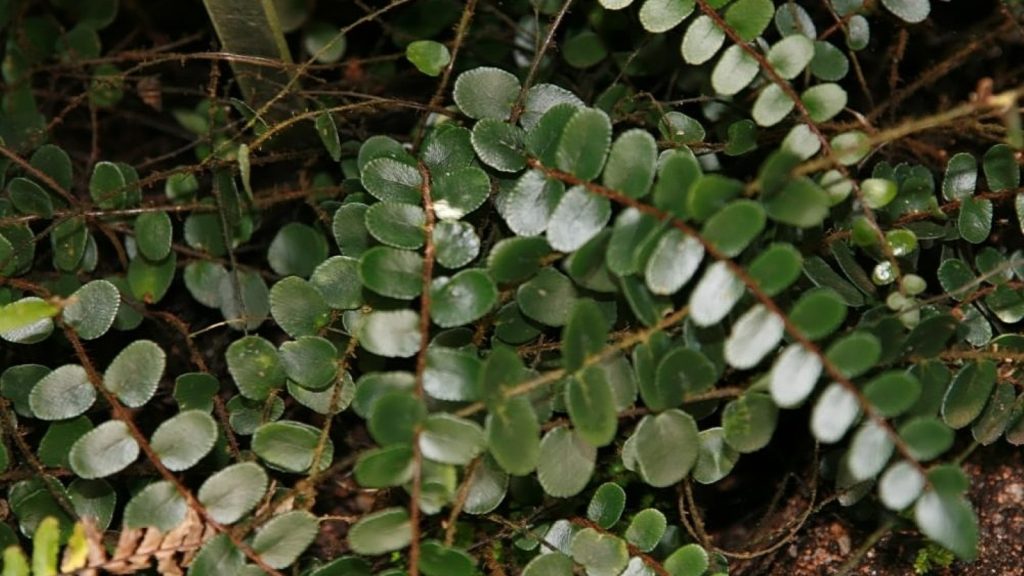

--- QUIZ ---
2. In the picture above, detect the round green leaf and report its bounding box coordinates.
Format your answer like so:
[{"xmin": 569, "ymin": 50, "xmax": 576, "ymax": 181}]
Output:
[
  {"xmin": 67, "ymin": 478, "xmax": 116, "ymax": 531},
  {"xmin": 702, "ymin": 200, "xmax": 765, "ymax": 257},
  {"xmin": 198, "ymin": 462, "xmax": 269, "ymax": 524},
  {"xmin": 665, "ymin": 543, "xmax": 709, "ymax": 576},
  {"xmin": 63, "ymin": 279, "xmax": 120, "ymax": 340},
  {"xmin": 645, "ymin": 228, "xmax": 704, "ymax": 295},
  {"xmin": 882, "ymin": 0, "xmax": 930, "ymax": 23},
  {"xmin": 189, "ymin": 534, "xmax": 244, "ymax": 576},
  {"xmin": 332, "ymin": 203, "xmax": 373, "ymax": 256},
  {"xmin": 487, "ymin": 235, "xmax": 552, "ymax": 284},
  {"xmin": 214, "ymin": 275, "xmax": 264, "ymax": 330},
  {"xmin": 134, "ymin": 211, "xmax": 172, "ymax": 261},
  {"xmin": 89, "ymin": 161, "xmax": 126, "ymax": 208},
  {"xmin": 464, "ymin": 456, "xmax": 509, "ymax": 515},
  {"xmin": 431, "ymin": 269, "xmax": 498, "ymax": 328},
  {"xmin": 280, "ymin": 336, "xmax": 337, "ymax": 391},
  {"xmin": 521, "ymin": 84, "xmax": 584, "ymax": 131},
  {"xmin": 406, "ymin": 40, "xmax": 450, "ymax": 76},
  {"xmin": 424, "ymin": 347, "xmax": 482, "ymax": 402},
  {"xmin": 753, "ymin": 84, "xmax": 795, "ymax": 127},
  {"xmin": 983, "ymin": 143, "xmax": 1019, "ymax": 191},
  {"xmin": 498, "ymin": 169, "xmax": 565, "ymax": 236},
  {"xmin": 268, "ymin": 223, "xmax": 328, "ymax": 278},
  {"xmin": 563, "ymin": 30, "xmax": 607, "ymax": 69},
  {"xmin": 362, "ymin": 158, "xmax": 422, "ymax": 204},
  {"xmin": 546, "ymin": 185, "xmax": 611, "ymax": 253},
  {"xmin": 570, "ymin": 527, "xmax": 629, "ymax": 576},
  {"xmin": 486, "ymin": 396, "xmax": 540, "ymax": 475},
  {"xmin": 801, "ymin": 83, "xmax": 847, "ymax": 122},
  {"xmin": 914, "ymin": 491, "xmax": 978, "ymax": 561},
  {"xmin": 68, "ymin": 420, "xmax": 139, "ymax": 479},
  {"xmin": 724, "ymin": 304, "xmax": 784, "ymax": 369},
  {"xmin": 365, "ymin": 202, "xmax": 425, "ymax": 249},
  {"xmin": 124, "ymin": 481, "xmax": 185, "ymax": 532},
  {"xmin": 537, "ymin": 427, "xmax": 596, "ymax": 497},
  {"xmin": 846, "ymin": 420, "xmax": 894, "ymax": 481},
  {"xmin": 270, "ymin": 276, "xmax": 330, "ymax": 338},
  {"xmin": 2, "ymin": 364, "xmax": 50, "ymax": 418},
  {"xmin": 879, "ymin": 460, "xmax": 925, "ymax": 511},
  {"xmin": 767, "ymin": 34, "xmax": 814, "ymax": 79},
  {"xmin": 454, "ymin": 67, "xmax": 520, "ymax": 121},
  {"xmin": 359, "ymin": 246, "xmax": 423, "ymax": 300},
  {"xmin": 566, "ymin": 367, "xmax": 618, "ymax": 447},
  {"xmin": 958, "ymin": 197, "xmax": 993, "ymax": 244},
  {"xmin": 693, "ymin": 427, "xmax": 740, "ymax": 484},
  {"xmin": 227, "ymin": 335, "xmax": 286, "ymax": 400},
  {"xmin": 310, "ymin": 256, "xmax": 362, "ymax": 310},
  {"xmin": 826, "ymin": 331, "xmax": 881, "ymax": 378},
  {"xmin": 434, "ymin": 220, "xmax": 480, "ymax": 269},
  {"xmin": 942, "ymin": 361, "xmax": 996, "ymax": 429},
  {"xmin": 712, "ymin": 45, "xmax": 758, "ymax": 96},
  {"xmin": 587, "ymin": 482, "xmax": 626, "ymax": 529},
  {"xmin": 765, "ymin": 177, "xmax": 830, "ymax": 228},
  {"xmin": 368, "ymin": 391, "xmax": 426, "ymax": 446},
  {"xmin": 420, "ymin": 414, "xmax": 485, "ymax": 465},
  {"xmin": 556, "ymin": 108, "xmax": 612, "ymax": 181},
  {"xmin": 602, "ymin": 129, "xmax": 657, "ymax": 199},
  {"xmin": 770, "ymin": 343, "xmax": 822, "ymax": 408},
  {"xmin": 625, "ymin": 508, "xmax": 667, "ymax": 553},
  {"xmin": 722, "ymin": 393, "xmax": 778, "ymax": 453},
  {"xmin": 681, "ymin": 14, "xmax": 725, "ymax": 65},
  {"xmin": 357, "ymin": 309, "xmax": 421, "ymax": 358},
  {"xmin": 639, "ymin": 0, "xmax": 694, "ymax": 33},
  {"xmin": 0, "ymin": 297, "xmax": 56, "ymax": 344},
  {"xmin": 747, "ymin": 243, "xmax": 803, "ymax": 296},
  {"xmin": 151, "ymin": 410, "xmax": 217, "ymax": 471},
  {"xmin": 788, "ymin": 287, "xmax": 847, "ymax": 341},
  {"xmin": 471, "ymin": 118, "xmax": 526, "ymax": 173},
  {"xmin": 30, "ymin": 364, "xmax": 95, "ymax": 421},
  {"xmin": 811, "ymin": 383, "xmax": 860, "ymax": 443},
  {"xmin": 127, "ymin": 251, "xmax": 176, "ymax": 303},
  {"xmin": 8, "ymin": 177, "xmax": 53, "ymax": 217},
  {"xmin": 347, "ymin": 507, "xmax": 412, "ymax": 555},
  {"xmin": 864, "ymin": 371, "xmax": 921, "ymax": 418},
  {"xmin": 30, "ymin": 144, "xmax": 73, "ymax": 192},
  {"xmin": 562, "ymin": 299, "xmax": 609, "ymax": 372},
  {"xmin": 103, "ymin": 340, "xmax": 165, "ymax": 408},
  {"xmin": 725, "ymin": 0, "xmax": 773, "ymax": 40},
  {"xmin": 355, "ymin": 445, "xmax": 414, "ymax": 488},
  {"xmin": 432, "ymin": 166, "xmax": 489, "ymax": 220},
  {"xmin": 810, "ymin": 40, "xmax": 849, "ymax": 81},
  {"xmin": 252, "ymin": 420, "xmax": 333, "ymax": 473},
  {"xmin": 422, "ymin": 124, "xmax": 475, "ymax": 174},
  {"xmin": 52, "ymin": 216, "xmax": 88, "ymax": 272},
  {"xmin": 653, "ymin": 347, "xmax": 717, "ymax": 410},
  {"xmin": 517, "ymin": 268, "xmax": 577, "ymax": 327},
  {"xmin": 184, "ymin": 261, "xmax": 228, "ymax": 308},
  {"xmin": 522, "ymin": 552, "xmax": 573, "ymax": 576},
  {"xmin": 252, "ymin": 510, "xmax": 318, "ymax": 569},
  {"xmin": 634, "ymin": 409, "xmax": 699, "ymax": 487}
]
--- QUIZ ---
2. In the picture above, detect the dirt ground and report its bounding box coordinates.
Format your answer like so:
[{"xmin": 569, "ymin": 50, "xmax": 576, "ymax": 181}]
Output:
[{"xmin": 726, "ymin": 443, "xmax": 1024, "ymax": 575}]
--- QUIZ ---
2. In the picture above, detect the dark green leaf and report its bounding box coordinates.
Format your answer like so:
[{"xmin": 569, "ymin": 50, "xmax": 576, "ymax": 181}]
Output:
[
  {"xmin": 587, "ymin": 482, "xmax": 626, "ymax": 529},
  {"xmin": 556, "ymin": 108, "xmax": 612, "ymax": 181},
  {"xmin": 103, "ymin": 340, "xmax": 165, "ymax": 407},
  {"xmin": 252, "ymin": 420, "xmax": 333, "ymax": 473},
  {"xmin": 359, "ymin": 246, "xmax": 423, "ymax": 300},
  {"xmin": 537, "ymin": 427, "xmax": 596, "ymax": 497},
  {"xmin": 431, "ymin": 269, "xmax": 498, "ymax": 328},
  {"xmin": 942, "ymin": 361, "xmax": 997, "ymax": 429}
]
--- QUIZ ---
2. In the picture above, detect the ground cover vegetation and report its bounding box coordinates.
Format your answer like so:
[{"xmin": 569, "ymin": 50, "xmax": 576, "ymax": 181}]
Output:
[{"xmin": 1, "ymin": 0, "xmax": 1024, "ymax": 574}]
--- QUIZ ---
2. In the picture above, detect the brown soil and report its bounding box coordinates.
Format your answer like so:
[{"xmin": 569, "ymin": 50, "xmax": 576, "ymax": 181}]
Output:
[{"xmin": 725, "ymin": 444, "xmax": 1024, "ymax": 575}]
